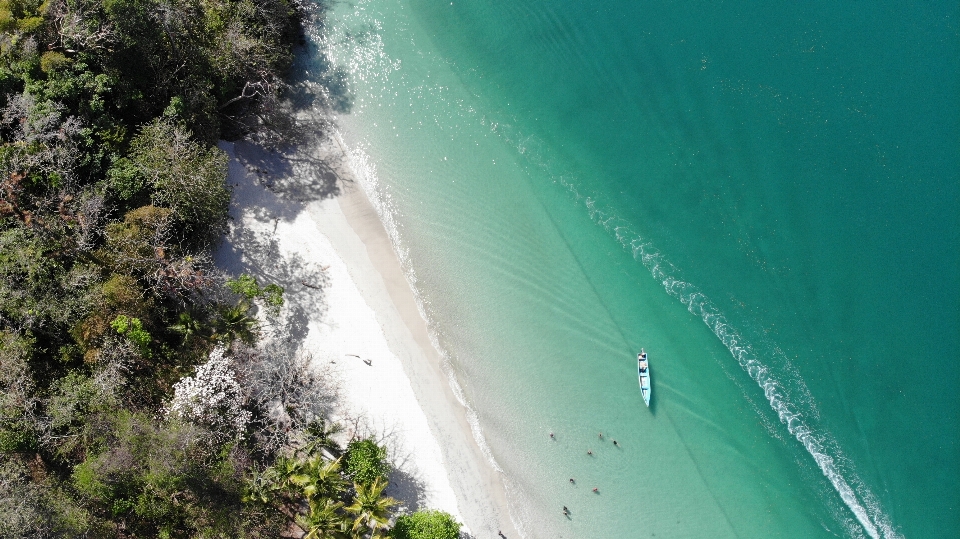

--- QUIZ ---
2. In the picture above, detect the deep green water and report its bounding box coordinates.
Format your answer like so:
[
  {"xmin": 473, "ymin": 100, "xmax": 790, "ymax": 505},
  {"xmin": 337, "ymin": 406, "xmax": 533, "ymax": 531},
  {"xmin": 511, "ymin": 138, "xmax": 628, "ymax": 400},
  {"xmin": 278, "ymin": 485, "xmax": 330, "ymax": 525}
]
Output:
[{"xmin": 309, "ymin": 1, "xmax": 958, "ymax": 537}]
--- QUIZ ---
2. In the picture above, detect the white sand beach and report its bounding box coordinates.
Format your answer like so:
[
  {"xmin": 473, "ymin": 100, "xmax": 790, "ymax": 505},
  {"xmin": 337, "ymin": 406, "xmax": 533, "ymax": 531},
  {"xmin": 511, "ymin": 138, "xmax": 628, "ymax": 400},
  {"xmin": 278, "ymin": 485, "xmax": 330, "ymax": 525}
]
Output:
[{"xmin": 214, "ymin": 138, "xmax": 520, "ymax": 539}]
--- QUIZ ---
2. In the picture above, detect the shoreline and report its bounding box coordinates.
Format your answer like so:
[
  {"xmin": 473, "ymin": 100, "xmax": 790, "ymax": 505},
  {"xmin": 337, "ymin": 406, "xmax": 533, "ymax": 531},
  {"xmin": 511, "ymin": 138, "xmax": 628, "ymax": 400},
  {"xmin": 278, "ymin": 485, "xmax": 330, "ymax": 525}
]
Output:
[{"xmin": 215, "ymin": 139, "xmax": 520, "ymax": 538}]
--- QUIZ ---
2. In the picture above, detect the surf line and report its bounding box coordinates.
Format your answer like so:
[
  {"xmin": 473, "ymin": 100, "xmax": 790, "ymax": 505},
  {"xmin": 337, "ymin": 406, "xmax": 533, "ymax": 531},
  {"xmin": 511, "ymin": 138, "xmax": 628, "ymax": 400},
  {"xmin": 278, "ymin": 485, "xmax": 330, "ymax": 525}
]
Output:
[
  {"xmin": 614, "ymin": 218, "xmax": 898, "ymax": 538},
  {"xmin": 538, "ymin": 180, "xmax": 896, "ymax": 538},
  {"xmin": 656, "ymin": 271, "xmax": 888, "ymax": 538},
  {"xmin": 476, "ymin": 111, "xmax": 901, "ymax": 536},
  {"xmin": 478, "ymin": 115, "xmax": 899, "ymax": 537},
  {"xmin": 330, "ymin": 128, "xmax": 527, "ymax": 539}
]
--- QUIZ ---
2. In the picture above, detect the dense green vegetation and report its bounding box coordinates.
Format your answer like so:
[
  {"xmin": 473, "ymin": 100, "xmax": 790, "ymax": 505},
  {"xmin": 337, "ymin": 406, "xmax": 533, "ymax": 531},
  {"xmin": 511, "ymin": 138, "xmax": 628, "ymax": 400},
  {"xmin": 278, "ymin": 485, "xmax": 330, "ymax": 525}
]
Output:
[
  {"xmin": 0, "ymin": 1, "xmax": 461, "ymax": 537},
  {"xmin": 390, "ymin": 511, "xmax": 461, "ymax": 539},
  {"xmin": 345, "ymin": 438, "xmax": 390, "ymax": 487}
]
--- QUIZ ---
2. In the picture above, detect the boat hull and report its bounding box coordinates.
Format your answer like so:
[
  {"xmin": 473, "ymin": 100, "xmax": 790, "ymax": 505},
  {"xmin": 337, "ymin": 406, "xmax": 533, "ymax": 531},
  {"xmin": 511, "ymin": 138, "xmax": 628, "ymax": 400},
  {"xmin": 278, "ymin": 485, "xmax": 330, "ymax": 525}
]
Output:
[{"xmin": 638, "ymin": 352, "xmax": 651, "ymax": 407}]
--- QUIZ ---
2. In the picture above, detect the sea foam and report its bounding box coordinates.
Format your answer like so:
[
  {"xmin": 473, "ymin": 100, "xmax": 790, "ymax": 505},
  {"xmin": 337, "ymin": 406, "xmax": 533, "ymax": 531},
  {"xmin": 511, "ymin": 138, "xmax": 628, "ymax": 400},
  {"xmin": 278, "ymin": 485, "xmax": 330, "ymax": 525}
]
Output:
[
  {"xmin": 483, "ymin": 113, "xmax": 902, "ymax": 538},
  {"xmin": 580, "ymin": 189, "xmax": 900, "ymax": 539},
  {"xmin": 310, "ymin": 2, "xmax": 902, "ymax": 536}
]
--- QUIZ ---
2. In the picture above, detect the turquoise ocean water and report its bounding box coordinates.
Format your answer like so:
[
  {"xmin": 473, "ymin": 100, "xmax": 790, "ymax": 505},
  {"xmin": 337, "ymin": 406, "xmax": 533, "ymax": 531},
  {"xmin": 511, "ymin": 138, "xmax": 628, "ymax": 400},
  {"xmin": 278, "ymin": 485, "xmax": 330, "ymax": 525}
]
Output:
[{"xmin": 306, "ymin": 1, "xmax": 958, "ymax": 537}]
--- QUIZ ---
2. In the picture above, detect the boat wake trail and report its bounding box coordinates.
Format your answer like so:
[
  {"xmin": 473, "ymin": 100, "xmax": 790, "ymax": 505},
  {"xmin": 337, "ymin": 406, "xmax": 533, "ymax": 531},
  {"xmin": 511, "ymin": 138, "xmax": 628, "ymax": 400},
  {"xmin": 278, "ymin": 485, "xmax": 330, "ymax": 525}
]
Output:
[
  {"xmin": 312, "ymin": 6, "xmax": 900, "ymax": 532},
  {"xmin": 486, "ymin": 121, "xmax": 901, "ymax": 539},
  {"xmin": 588, "ymin": 197, "xmax": 900, "ymax": 539}
]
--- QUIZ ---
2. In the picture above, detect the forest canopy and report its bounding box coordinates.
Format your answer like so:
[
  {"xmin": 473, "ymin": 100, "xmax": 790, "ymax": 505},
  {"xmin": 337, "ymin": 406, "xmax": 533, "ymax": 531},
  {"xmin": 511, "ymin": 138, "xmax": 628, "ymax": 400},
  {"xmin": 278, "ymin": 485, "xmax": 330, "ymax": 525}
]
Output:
[{"xmin": 0, "ymin": 1, "xmax": 459, "ymax": 537}]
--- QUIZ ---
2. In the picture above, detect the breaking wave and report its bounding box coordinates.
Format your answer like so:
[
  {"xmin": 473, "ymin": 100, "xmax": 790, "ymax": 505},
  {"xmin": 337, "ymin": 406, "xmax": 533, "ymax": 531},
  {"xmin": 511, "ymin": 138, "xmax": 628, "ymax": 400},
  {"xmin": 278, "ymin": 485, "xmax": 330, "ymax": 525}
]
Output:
[
  {"xmin": 570, "ymin": 177, "xmax": 898, "ymax": 539},
  {"xmin": 309, "ymin": 2, "xmax": 901, "ymax": 536},
  {"xmin": 486, "ymin": 117, "xmax": 902, "ymax": 538}
]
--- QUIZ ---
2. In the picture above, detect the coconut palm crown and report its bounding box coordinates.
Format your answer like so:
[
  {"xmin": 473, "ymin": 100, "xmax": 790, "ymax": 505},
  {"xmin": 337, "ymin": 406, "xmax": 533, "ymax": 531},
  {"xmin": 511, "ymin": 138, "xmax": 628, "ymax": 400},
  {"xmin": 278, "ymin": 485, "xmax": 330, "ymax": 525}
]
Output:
[{"xmin": 346, "ymin": 477, "xmax": 397, "ymax": 537}]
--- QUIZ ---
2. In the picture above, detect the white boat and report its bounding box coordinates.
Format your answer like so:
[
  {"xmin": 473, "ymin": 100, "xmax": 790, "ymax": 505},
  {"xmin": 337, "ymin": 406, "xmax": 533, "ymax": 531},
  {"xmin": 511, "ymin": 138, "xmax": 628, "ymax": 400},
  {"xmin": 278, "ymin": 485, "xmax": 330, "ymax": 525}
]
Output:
[{"xmin": 638, "ymin": 349, "xmax": 651, "ymax": 407}]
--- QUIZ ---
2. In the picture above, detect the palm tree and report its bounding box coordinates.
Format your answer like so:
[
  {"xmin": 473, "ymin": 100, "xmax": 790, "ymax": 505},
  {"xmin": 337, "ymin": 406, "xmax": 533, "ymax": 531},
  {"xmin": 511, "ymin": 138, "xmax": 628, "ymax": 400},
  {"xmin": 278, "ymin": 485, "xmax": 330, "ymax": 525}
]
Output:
[
  {"xmin": 168, "ymin": 311, "xmax": 208, "ymax": 345},
  {"xmin": 297, "ymin": 498, "xmax": 350, "ymax": 539},
  {"xmin": 216, "ymin": 300, "xmax": 258, "ymax": 344},
  {"xmin": 289, "ymin": 456, "xmax": 346, "ymax": 502},
  {"xmin": 263, "ymin": 455, "xmax": 306, "ymax": 517},
  {"xmin": 272, "ymin": 455, "xmax": 301, "ymax": 487},
  {"xmin": 346, "ymin": 477, "xmax": 396, "ymax": 538},
  {"xmin": 242, "ymin": 465, "xmax": 281, "ymax": 505},
  {"xmin": 301, "ymin": 419, "xmax": 344, "ymax": 458}
]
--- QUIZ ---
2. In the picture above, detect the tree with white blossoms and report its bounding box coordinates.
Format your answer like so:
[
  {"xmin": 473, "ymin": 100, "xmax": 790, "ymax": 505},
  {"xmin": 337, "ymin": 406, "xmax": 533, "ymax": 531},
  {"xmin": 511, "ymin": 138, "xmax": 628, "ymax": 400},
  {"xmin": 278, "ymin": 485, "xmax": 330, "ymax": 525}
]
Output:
[{"xmin": 167, "ymin": 346, "xmax": 251, "ymax": 441}]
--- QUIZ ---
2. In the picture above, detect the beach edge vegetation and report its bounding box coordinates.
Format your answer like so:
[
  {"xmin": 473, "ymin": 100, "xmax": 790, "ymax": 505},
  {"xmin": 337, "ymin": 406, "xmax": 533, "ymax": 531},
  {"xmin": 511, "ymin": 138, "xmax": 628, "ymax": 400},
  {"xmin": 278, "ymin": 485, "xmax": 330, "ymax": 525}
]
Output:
[
  {"xmin": 390, "ymin": 510, "xmax": 462, "ymax": 539},
  {"xmin": 0, "ymin": 0, "xmax": 461, "ymax": 536}
]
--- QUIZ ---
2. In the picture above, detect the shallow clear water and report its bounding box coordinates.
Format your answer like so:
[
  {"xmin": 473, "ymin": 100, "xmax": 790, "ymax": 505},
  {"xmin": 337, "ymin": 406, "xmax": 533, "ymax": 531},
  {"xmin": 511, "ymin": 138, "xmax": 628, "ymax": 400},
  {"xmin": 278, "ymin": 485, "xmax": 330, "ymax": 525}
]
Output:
[{"xmin": 307, "ymin": 1, "xmax": 959, "ymax": 537}]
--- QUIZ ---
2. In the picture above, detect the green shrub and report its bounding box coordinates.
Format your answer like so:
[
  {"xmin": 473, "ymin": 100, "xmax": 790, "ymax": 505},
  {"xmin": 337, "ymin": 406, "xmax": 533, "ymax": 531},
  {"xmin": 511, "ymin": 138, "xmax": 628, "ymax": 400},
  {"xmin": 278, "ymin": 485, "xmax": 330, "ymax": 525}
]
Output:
[
  {"xmin": 48, "ymin": 371, "xmax": 100, "ymax": 430},
  {"xmin": 0, "ymin": 420, "xmax": 37, "ymax": 452},
  {"xmin": 111, "ymin": 315, "xmax": 151, "ymax": 357},
  {"xmin": 72, "ymin": 275, "xmax": 151, "ymax": 360},
  {"xmin": 101, "ymin": 275, "xmax": 146, "ymax": 312},
  {"xmin": 16, "ymin": 14, "xmax": 42, "ymax": 33},
  {"xmin": 98, "ymin": 205, "xmax": 174, "ymax": 276},
  {"xmin": 262, "ymin": 284, "xmax": 285, "ymax": 312},
  {"xmin": 227, "ymin": 274, "xmax": 261, "ymax": 299},
  {"xmin": 390, "ymin": 510, "xmax": 462, "ymax": 539},
  {"xmin": 1, "ymin": 459, "xmax": 92, "ymax": 538},
  {"xmin": 227, "ymin": 274, "xmax": 285, "ymax": 315},
  {"xmin": 128, "ymin": 120, "xmax": 231, "ymax": 247},
  {"xmin": 71, "ymin": 459, "xmax": 111, "ymax": 501},
  {"xmin": 0, "ymin": 227, "xmax": 68, "ymax": 330},
  {"xmin": 106, "ymin": 156, "xmax": 147, "ymax": 201},
  {"xmin": 0, "ymin": 331, "xmax": 38, "ymax": 453},
  {"xmin": 344, "ymin": 439, "xmax": 389, "ymax": 486},
  {"xmin": 39, "ymin": 51, "xmax": 71, "ymax": 73}
]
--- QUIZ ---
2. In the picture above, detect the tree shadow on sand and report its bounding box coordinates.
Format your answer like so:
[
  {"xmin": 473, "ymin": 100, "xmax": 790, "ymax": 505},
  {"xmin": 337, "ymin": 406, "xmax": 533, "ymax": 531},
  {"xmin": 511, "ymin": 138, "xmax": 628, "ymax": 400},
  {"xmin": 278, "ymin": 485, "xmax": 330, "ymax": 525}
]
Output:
[
  {"xmin": 233, "ymin": 0, "xmax": 360, "ymax": 207},
  {"xmin": 387, "ymin": 466, "xmax": 429, "ymax": 514},
  {"xmin": 337, "ymin": 414, "xmax": 432, "ymax": 515},
  {"xmin": 214, "ymin": 147, "xmax": 334, "ymax": 357},
  {"xmin": 232, "ymin": 133, "xmax": 347, "ymax": 206},
  {"xmin": 215, "ymin": 4, "xmax": 365, "ymax": 416},
  {"xmin": 217, "ymin": 40, "xmax": 360, "ymax": 344}
]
